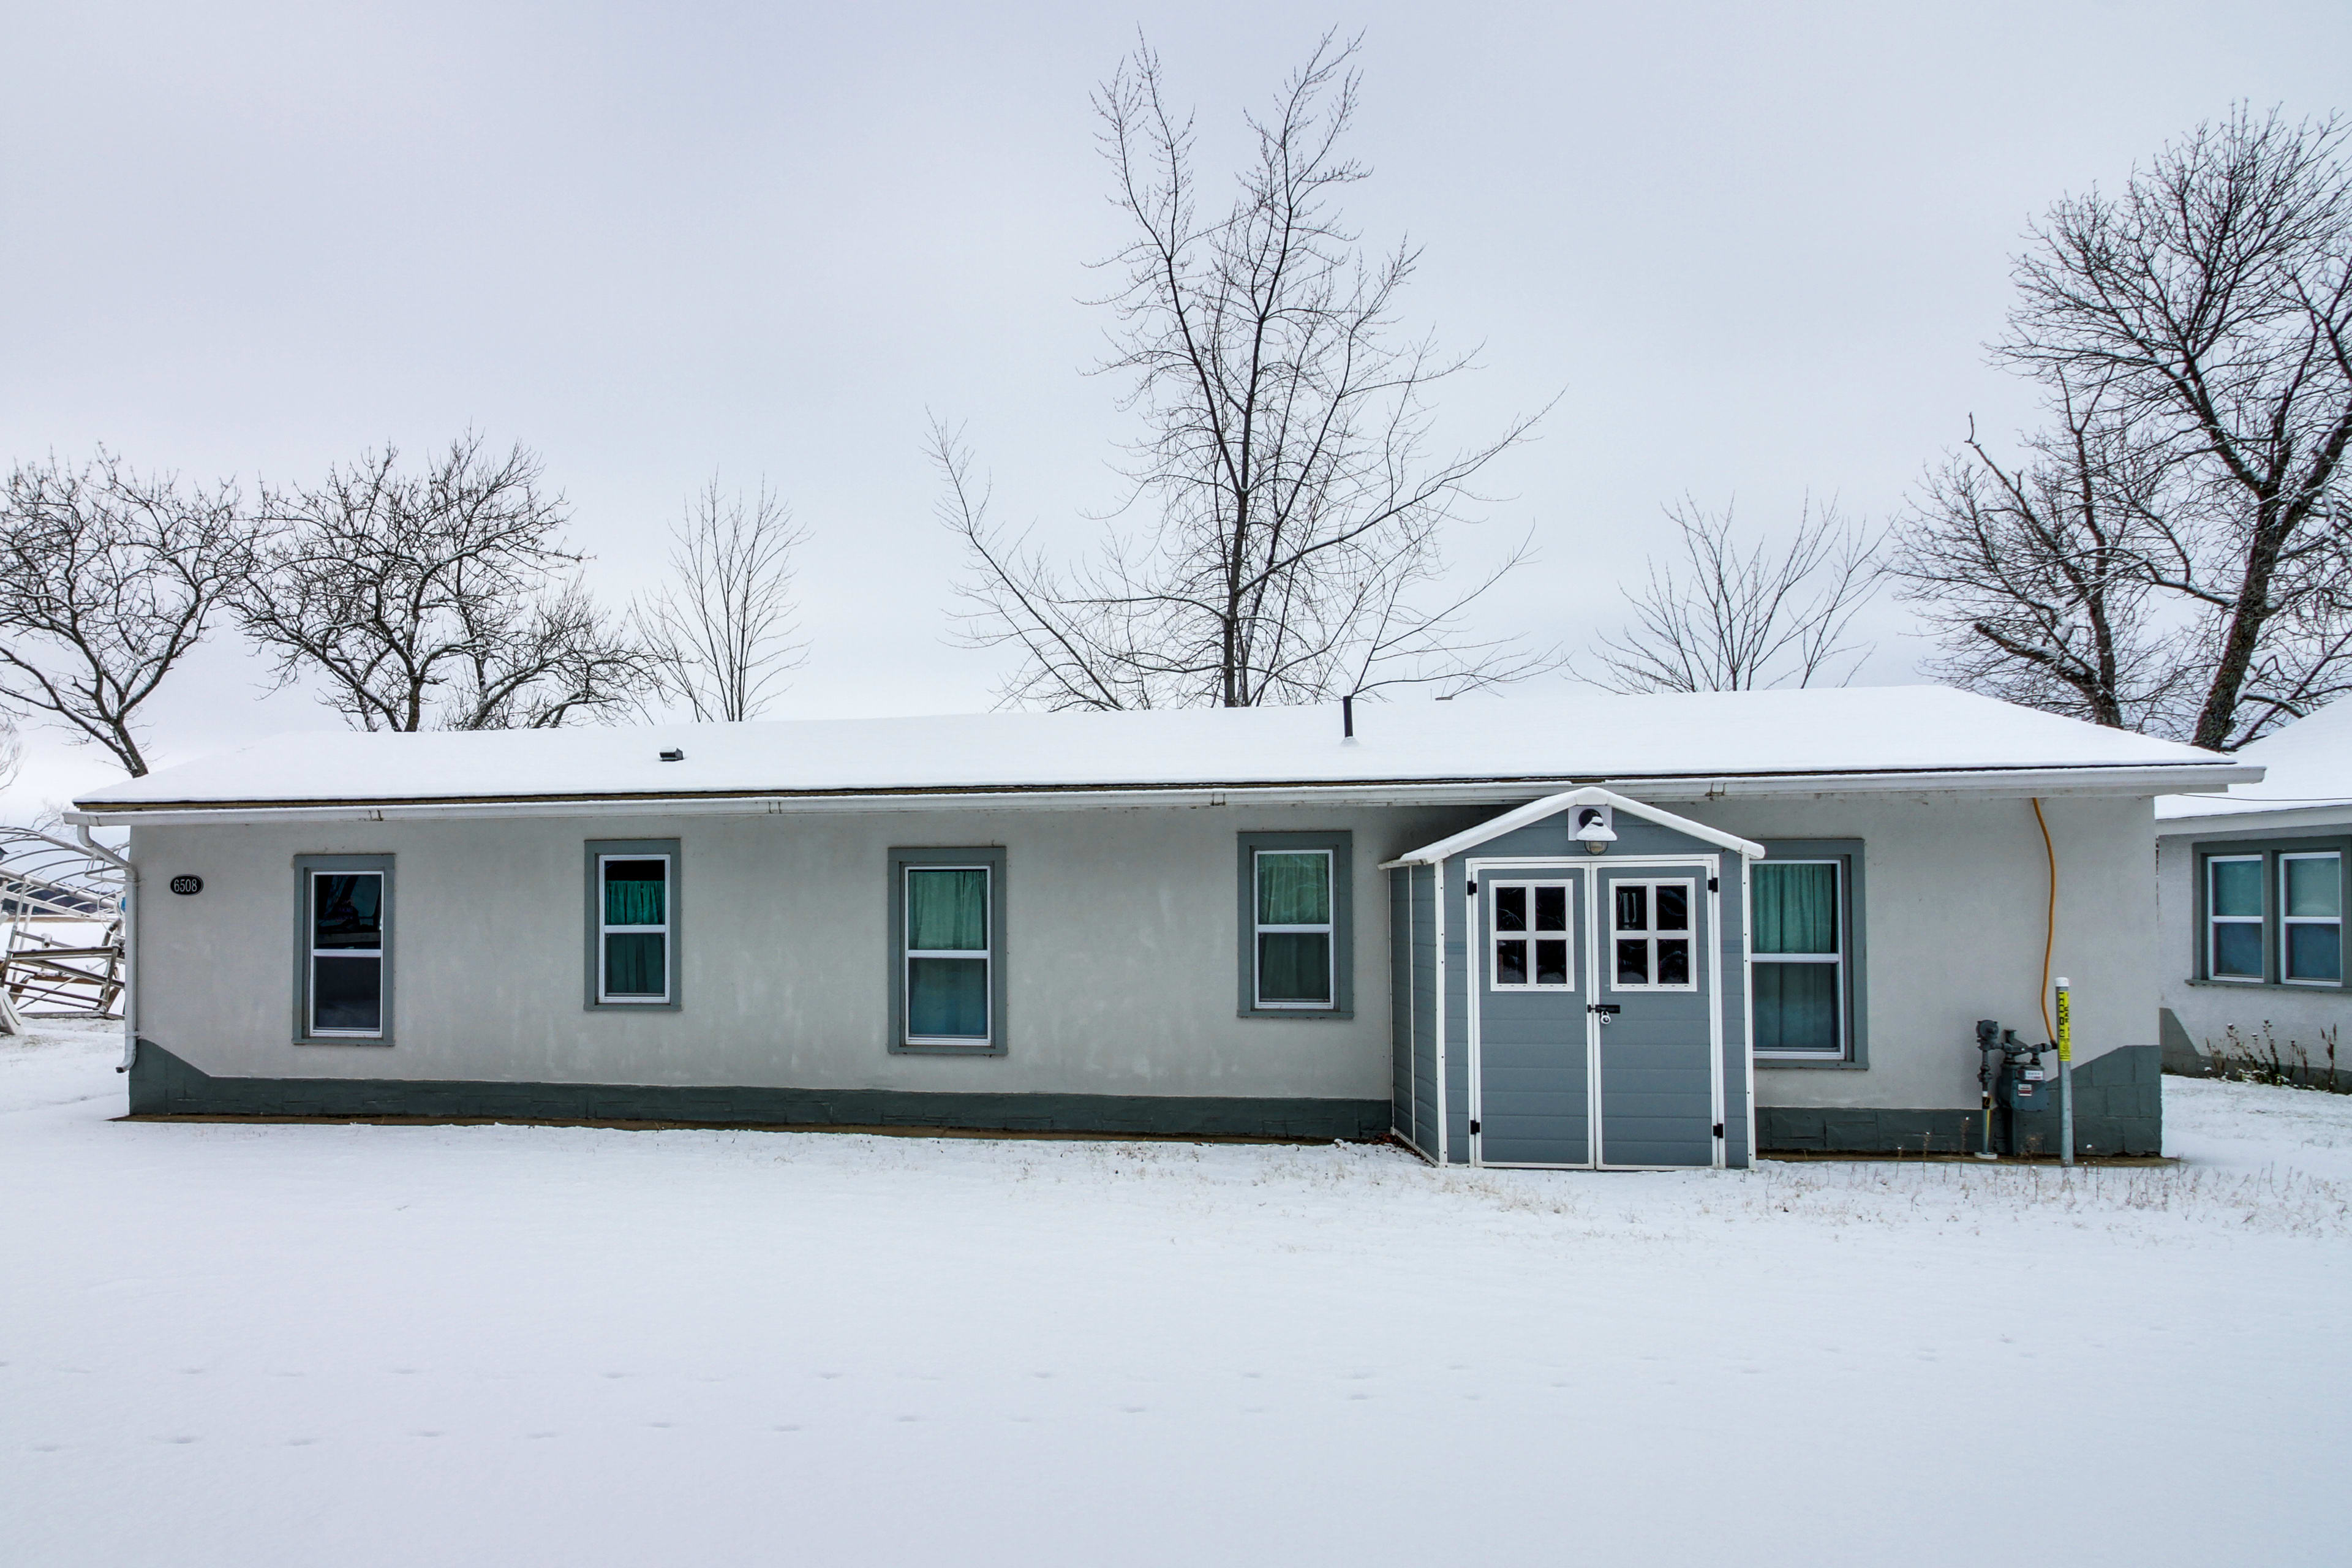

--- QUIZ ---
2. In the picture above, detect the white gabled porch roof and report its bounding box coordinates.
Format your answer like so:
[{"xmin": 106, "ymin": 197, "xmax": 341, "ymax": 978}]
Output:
[{"xmin": 1381, "ymin": 786, "xmax": 1767, "ymax": 868}]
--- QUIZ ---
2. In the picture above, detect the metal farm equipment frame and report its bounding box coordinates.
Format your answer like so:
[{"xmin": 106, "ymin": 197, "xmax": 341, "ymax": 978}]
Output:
[{"xmin": 0, "ymin": 827, "xmax": 127, "ymax": 1035}]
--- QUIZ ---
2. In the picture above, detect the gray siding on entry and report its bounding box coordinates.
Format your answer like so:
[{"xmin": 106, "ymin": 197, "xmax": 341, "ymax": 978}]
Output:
[
  {"xmin": 1410, "ymin": 863, "xmax": 1441, "ymax": 1159},
  {"xmin": 1442, "ymin": 856, "xmax": 1471, "ymax": 1163},
  {"xmin": 1387, "ymin": 868, "xmax": 1411, "ymax": 1136}
]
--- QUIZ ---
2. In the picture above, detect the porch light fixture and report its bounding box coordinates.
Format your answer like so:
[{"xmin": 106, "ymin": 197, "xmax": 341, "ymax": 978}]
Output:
[{"xmin": 1574, "ymin": 805, "xmax": 1616, "ymax": 853}]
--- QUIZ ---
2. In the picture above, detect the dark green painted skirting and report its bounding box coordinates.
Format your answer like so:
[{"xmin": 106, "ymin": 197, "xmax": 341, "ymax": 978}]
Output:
[
  {"xmin": 125, "ymin": 1041, "xmax": 1389, "ymax": 1140},
  {"xmin": 1758, "ymin": 1045, "xmax": 2163, "ymax": 1156}
]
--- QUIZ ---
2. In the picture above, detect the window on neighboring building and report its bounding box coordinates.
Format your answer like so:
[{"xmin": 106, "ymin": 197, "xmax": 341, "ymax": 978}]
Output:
[
  {"xmin": 585, "ymin": 839, "xmax": 681, "ymax": 1009},
  {"xmin": 1488, "ymin": 880, "xmax": 1574, "ymax": 989},
  {"xmin": 1609, "ymin": 878, "xmax": 1697, "ymax": 992},
  {"xmin": 2281, "ymin": 851, "xmax": 2342, "ymax": 984},
  {"xmin": 1752, "ymin": 861, "xmax": 1842, "ymax": 1054},
  {"xmin": 1235, "ymin": 832, "xmax": 1353, "ymax": 1018},
  {"xmin": 2206, "ymin": 854, "xmax": 2266, "ymax": 981},
  {"xmin": 295, "ymin": 854, "xmax": 392, "ymax": 1043},
  {"xmin": 891, "ymin": 846, "xmax": 1006, "ymax": 1052}
]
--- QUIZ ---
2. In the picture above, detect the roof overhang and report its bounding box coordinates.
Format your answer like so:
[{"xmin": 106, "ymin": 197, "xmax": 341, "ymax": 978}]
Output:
[
  {"xmin": 67, "ymin": 760, "xmax": 2264, "ymax": 829},
  {"xmin": 1383, "ymin": 786, "xmax": 1767, "ymax": 867}
]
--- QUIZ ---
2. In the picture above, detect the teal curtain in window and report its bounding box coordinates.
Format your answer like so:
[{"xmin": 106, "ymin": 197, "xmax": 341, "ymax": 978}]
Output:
[
  {"xmin": 1755, "ymin": 963, "xmax": 1839, "ymax": 1052},
  {"xmin": 2286, "ymin": 856, "xmax": 2341, "ymax": 917},
  {"xmin": 908, "ymin": 957, "xmax": 989, "ymax": 1037},
  {"xmin": 2211, "ymin": 859, "xmax": 2263, "ymax": 918},
  {"xmin": 908, "ymin": 869, "xmax": 987, "ymax": 951},
  {"xmin": 605, "ymin": 861, "xmax": 666, "ymax": 926},
  {"xmin": 1754, "ymin": 863, "xmax": 1837, "ymax": 954},
  {"xmin": 605, "ymin": 932, "xmax": 665, "ymax": 995},
  {"xmin": 1257, "ymin": 853, "xmax": 1330, "ymax": 925},
  {"xmin": 1259, "ymin": 933, "xmax": 1332, "ymax": 1003}
]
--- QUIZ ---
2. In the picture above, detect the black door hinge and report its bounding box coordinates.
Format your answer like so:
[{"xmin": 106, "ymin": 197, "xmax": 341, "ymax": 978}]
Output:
[
  {"xmin": 1708, "ymin": 876, "xmax": 1719, "ymax": 892},
  {"xmin": 1712, "ymin": 1122, "xmax": 1725, "ymax": 1139},
  {"xmin": 1466, "ymin": 880, "xmax": 1477, "ymax": 895},
  {"xmin": 1469, "ymin": 1118, "xmax": 1480, "ymax": 1135}
]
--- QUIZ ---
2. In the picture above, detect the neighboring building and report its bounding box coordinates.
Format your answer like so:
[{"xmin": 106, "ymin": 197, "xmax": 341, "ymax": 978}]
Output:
[
  {"xmin": 2157, "ymin": 702, "xmax": 2352, "ymax": 1084},
  {"xmin": 69, "ymin": 687, "xmax": 2253, "ymax": 1165}
]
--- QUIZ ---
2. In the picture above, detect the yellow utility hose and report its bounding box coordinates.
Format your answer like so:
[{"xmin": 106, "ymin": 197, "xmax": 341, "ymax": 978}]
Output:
[{"xmin": 2032, "ymin": 799, "xmax": 2056, "ymax": 1041}]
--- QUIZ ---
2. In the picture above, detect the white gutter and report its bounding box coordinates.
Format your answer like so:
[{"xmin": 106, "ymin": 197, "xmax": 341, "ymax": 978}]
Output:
[
  {"xmin": 71, "ymin": 825, "xmax": 136, "ymax": 1072},
  {"xmin": 66, "ymin": 761, "xmax": 2266, "ymax": 828}
]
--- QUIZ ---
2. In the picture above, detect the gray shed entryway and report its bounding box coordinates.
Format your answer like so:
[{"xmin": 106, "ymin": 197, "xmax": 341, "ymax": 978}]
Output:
[{"xmin": 1385, "ymin": 788, "xmax": 1761, "ymax": 1169}]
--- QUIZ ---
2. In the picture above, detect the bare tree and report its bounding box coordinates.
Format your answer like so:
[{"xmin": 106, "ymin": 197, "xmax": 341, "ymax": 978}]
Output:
[
  {"xmin": 238, "ymin": 434, "xmax": 650, "ymax": 731},
  {"xmin": 1894, "ymin": 381, "xmax": 2206, "ymax": 732},
  {"xmin": 1588, "ymin": 497, "xmax": 1880, "ymax": 693},
  {"xmin": 1996, "ymin": 107, "xmax": 2352, "ymax": 749},
  {"xmin": 0, "ymin": 450, "xmax": 254, "ymax": 776},
  {"xmin": 635, "ymin": 477, "xmax": 808, "ymax": 723},
  {"xmin": 940, "ymin": 33, "xmax": 1552, "ymax": 710},
  {"xmin": 0, "ymin": 712, "xmax": 20, "ymax": 797}
]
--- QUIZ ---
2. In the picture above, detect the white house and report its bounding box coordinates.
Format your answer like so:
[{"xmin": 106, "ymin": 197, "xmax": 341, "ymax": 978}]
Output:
[
  {"xmin": 2157, "ymin": 701, "xmax": 2352, "ymax": 1084},
  {"xmin": 69, "ymin": 686, "xmax": 2254, "ymax": 1165}
]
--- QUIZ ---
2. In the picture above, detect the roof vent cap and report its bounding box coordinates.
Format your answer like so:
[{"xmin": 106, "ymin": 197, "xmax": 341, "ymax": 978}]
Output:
[{"xmin": 658, "ymin": 748, "xmax": 685, "ymax": 763}]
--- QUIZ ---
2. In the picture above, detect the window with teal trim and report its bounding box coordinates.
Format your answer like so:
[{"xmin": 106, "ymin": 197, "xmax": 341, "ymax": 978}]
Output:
[
  {"xmin": 598, "ymin": 853, "xmax": 671, "ymax": 1003},
  {"xmin": 1752, "ymin": 860, "xmax": 1844, "ymax": 1056}
]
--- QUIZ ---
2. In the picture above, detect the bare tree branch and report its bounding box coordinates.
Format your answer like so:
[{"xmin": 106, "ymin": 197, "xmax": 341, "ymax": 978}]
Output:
[
  {"xmin": 940, "ymin": 32, "xmax": 1556, "ymax": 710},
  {"xmin": 0, "ymin": 450, "xmax": 254, "ymax": 776},
  {"xmin": 238, "ymin": 433, "xmax": 652, "ymax": 731},
  {"xmin": 1587, "ymin": 497, "xmax": 1881, "ymax": 694},
  {"xmin": 634, "ymin": 477, "xmax": 809, "ymax": 723}
]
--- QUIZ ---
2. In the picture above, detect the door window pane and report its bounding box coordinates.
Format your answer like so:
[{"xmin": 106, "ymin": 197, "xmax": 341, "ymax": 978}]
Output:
[
  {"xmin": 1259, "ymin": 932, "xmax": 1332, "ymax": 1003},
  {"xmin": 1655, "ymin": 885, "xmax": 1688, "ymax": 932},
  {"xmin": 1534, "ymin": 940, "xmax": 1569, "ymax": 986},
  {"xmin": 1614, "ymin": 885, "xmax": 1647, "ymax": 932},
  {"xmin": 1494, "ymin": 938, "xmax": 1528, "ymax": 987},
  {"xmin": 1755, "ymin": 963, "xmax": 1839, "ymax": 1052},
  {"xmin": 1616, "ymin": 939, "xmax": 1649, "ymax": 986},
  {"xmin": 1656, "ymin": 938, "xmax": 1690, "ymax": 986},
  {"xmin": 311, "ymin": 955, "xmax": 381, "ymax": 1031},
  {"xmin": 908, "ymin": 956, "xmax": 989, "ymax": 1037},
  {"xmin": 1534, "ymin": 885, "xmax": 1566, "ymax": 931},
  {"xmin": 1494, "ymin": 885, "xmax": 1526, "ymax": 932}
]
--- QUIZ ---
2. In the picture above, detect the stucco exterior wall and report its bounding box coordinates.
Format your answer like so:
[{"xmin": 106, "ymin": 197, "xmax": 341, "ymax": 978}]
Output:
[
  {"xmin": 129, "ymin": 801, "xmax": 1489, "ymax": 1102},
  {"xmin": 126, "ymin": 788, "xmax": 2158, "ymax": 1118},
  {"xmin": 2157, "ymin": 821, "xmax": 2352, "ymax": 1067},
  {"xmin": 1679, "ymin": 791, "xmax": 2157, "ymax": 1114}
]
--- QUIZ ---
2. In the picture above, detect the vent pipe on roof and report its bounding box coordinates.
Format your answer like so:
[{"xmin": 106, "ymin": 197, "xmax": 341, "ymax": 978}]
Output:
[{"xmin": 1341, "ymin": 695, "xmax": 1355, "ymax": 742}]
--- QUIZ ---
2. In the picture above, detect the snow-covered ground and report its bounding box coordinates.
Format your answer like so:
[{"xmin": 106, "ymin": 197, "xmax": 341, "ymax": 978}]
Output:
[{"xmin": 4, "ymin": 1023, "xmax": 2347, "ymax": 1567}]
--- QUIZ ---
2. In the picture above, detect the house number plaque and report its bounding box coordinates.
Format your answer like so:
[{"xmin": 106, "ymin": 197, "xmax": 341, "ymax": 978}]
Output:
[{"xmin": 168, "ymin": 875, "xmax": 203, "ymax": 895}]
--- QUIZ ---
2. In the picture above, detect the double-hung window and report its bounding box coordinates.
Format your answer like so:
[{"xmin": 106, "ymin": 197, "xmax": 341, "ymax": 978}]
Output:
[
  {"xmin": 2280, "ymin": 853, "xmax": 2342, "ymax": 984},
  {"xmin": 1752, "ymin": 861, "xmax": 1843, "ymax": 1054},
  {"xmin": 1235, "ymin": 832, "xmax": 1353, "ymax": 1017},
  {"xmin": 2206, "ymin": 854, "xmax": 2266, "ymax": 981},
  {"xmin": 891, "ymin": 846, "xmax": 1005, "ymax": 1052},
  {"xmin": 586, "ymin": 839, "xmax": 680, "ymax": 1009},
  {"xmin": 296, "ymin": 854, "xmax": 391, "ymax": 1042},
  {"xmin": 1255, "ymin": 850, "xmax": 1335, "ymax": 1008}
]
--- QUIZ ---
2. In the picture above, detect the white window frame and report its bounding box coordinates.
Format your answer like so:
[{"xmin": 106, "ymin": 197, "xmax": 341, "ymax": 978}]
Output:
[
  {"xmin": 307, "ymin": 868, "xmax": 386, "ymax": 1039},
  {"xmin": 905, "ymin": 863, "xmax": 993, "ymax": 1046},
  {"xmin": 1751, "ymin": 858, "xmax": 1844, "ymax": 1058},
  {"xmin": 1607, "ymin": 876, "xmax": 1700, "ymax": 993},
  {"xmin": 597, "ymin": 851, "xmax": 673, "ymax": 1005},
  {"xmin": 1487, "ymin": 878, "xmax": 1575, "ymax": 990},
  {"xmin": 2206, "ymin": 853, "xmax": 2266, "ymax": 983},
  {"xmin": 1253, "ymin": 848, "xmax": 1336, "ymax": 1011},
  {"xmin": 2279, "ymin": 851, "xmax": 2342, "ymax": 987}
]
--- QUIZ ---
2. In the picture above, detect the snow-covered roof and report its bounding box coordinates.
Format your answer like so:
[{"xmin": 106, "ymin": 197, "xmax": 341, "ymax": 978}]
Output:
[
  {"xmin": 72, "ymin": 685, "xmax": 2258, "ymax": 824},
  {"xmin": 2157, "ymin": 700, "xmax": 2352, "ymax": 832}
]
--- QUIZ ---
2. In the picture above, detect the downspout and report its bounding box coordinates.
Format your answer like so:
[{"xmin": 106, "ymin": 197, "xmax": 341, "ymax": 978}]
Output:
[{"xmin": 73, "ymin": 825, "xmax": 135, "ymax": 1071}]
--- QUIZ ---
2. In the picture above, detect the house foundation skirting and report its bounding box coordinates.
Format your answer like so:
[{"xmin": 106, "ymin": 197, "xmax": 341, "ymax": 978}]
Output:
[
  {"xmin": 1758, "ymin": 1045, "xmax": 2162, "ymax": 1156},
  {"xmin": 124, "ymin": 1041, "xmax": 1390, "ymax": 1141}
]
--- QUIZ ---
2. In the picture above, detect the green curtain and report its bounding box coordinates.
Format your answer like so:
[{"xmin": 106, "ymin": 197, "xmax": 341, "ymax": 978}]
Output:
[
  {"xmin": 605, "ymin": 932, "xmax": 665, "ymax": 995},
  {"xmin": 1754, "ymin": 863, "xmax": 1836, "ymax": 954},
  {"xmin": 2211, "ymin": 859, "xmax": 2263, "ymax": 918},
  {"xmin": 605, "ymin": 862, "xmax": 666, "ymax": 927},
  {"xmin": 1259, "ymin": 932, "xmax": 1332, "ymax": 1003},
  {"xmin": 1258, "ymin": 853, "xmax": 1330, "ymax": 925},
  {"xmin": 908, "ymin": 869, "xmax": 987, "ymax": 951},
  {"xmin": 1755, "ymin": 963, "xmax": 1838, "ymax": 1052},
  {"xmin": 2285, "ymin": 856, "xmax": 2340, "ymax": 918},
  {"xmin": 909, "ymin": 957, "xmax": 989, "ymax": 1037}
]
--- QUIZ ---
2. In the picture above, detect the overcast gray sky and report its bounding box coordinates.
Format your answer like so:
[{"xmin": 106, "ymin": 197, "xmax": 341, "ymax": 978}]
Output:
[{"xmin": 4, "ymin": 1, "xmax": 2348, "ymax": 815}]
